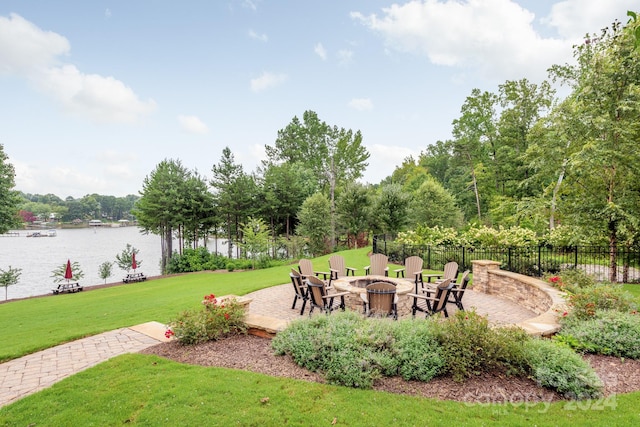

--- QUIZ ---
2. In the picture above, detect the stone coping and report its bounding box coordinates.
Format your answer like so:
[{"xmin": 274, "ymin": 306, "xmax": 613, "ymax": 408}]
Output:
[
  {"xmin": 332, "ymin": 275, "xmax": 415, "ymax": 295},
  {"xmin": 472, "ymin": 260, "xmax": 567, "ymax": 336}
]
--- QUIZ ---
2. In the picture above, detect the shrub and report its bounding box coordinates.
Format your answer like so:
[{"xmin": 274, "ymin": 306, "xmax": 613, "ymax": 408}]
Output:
[
  {"xmin": 272, "ymin": 311, "xmax": 402, "ymax": 388},
  {"xmin": 432, "ymin": 310, "xmax": 530, "ymax": 381},
  {"xmin": 568, "ymin": 284, "xmax": 636, "ymax": 319},
  {"xmin": 523, "ymin": 338, "xmax": 603, "ymax": 399},
  {"xmin": 167, "ymin": 294, "xmax": 247, "ymax": 345},
  {"xmin": 556, "ymin": 310, "xmax": 640, "ymax": 359},
  {"xmin": 392, "ymin": 320, "xmax": 444, "ymax": 382},
  {"xmin": 545, "ymin": 268, "xmax": 596, "ymax": 293},
  {"xmin": 272, "ymin": 309, "xmax": 604, "ymax": 398}
]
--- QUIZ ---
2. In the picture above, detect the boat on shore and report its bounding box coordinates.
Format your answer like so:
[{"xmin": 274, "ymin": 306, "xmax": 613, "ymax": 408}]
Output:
[{"xmin": 26, "ymin": 230, "xmax": 57, "ymax": 238}]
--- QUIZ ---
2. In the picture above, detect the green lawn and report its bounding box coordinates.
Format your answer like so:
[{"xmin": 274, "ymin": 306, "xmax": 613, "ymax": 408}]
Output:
[{"xmin": 1, "ymin": 248, "xmax": 640, "ymax": 425}]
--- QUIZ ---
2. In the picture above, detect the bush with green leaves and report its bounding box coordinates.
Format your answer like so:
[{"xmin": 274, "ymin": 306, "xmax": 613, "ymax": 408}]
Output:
[
  {"xmin": 272, "ymin": 309, "xmax": 605, "ymax": 398},
  {"xmin": 432, "ymin": 310, "xmax": 530, "ymax": 381},
  {"xmin": 523, "ymin": 338, "xmax": 603, "ymax": 399},
  {"xmin": 556, "ymin": 310, "xmax": 640, "ymax": 359},
  {"xmin": 568, "ymin": 284, "xmax": 636, "ymax": 319},
  {"xmin": 166, "ymin": 294, "xmax": 247, "ymax": 345},
  {"xmin": 273, "ymin": 311, "xmax": 400, "ymax": 388},
  {"xmin": 166, "ymin": 248, "xmax": 230, "ymax": 273},
  {"xmin": 392, "ymin": 319, "xmax": 444, "ymax": 382}
]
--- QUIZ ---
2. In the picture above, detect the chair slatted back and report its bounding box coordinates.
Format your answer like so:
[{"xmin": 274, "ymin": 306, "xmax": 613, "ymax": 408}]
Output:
[
  {"xmin": 329, "ymin": 255, "xmax": 347, "ymax": 278},
  {"xmin": 404, "ymin": 256, "xmax": 424, "ymax": 282},
  {"xmin": 290, "ymin": 268, "xmax": 305, "ymax": 297},
  {"xmin": 432, "ymin": 279, "xmax": 454, "ymax": 313},
  {"xmin": 442, "ymin": 262, "xmax": 459, "ymax": 281},
  {"xmin": 306, "ymin": 275, "xmax": 327, "ymax": 309},
  {"xmin": 456, "ymin": 270, "xmax": 471, "ymax": 290},
  {"xmin": 298, "ymin": 259, "xmax": 314, "ymax": 277},
  {"xmin": 369, "ymin": 253, "xmax": 388, "ymax": 276}
]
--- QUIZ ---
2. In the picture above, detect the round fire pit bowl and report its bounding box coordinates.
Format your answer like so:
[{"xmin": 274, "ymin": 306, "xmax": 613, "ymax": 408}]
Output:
[{"xmin": 331, "ymin": 275, "xmax": 415, "ymax": 317}]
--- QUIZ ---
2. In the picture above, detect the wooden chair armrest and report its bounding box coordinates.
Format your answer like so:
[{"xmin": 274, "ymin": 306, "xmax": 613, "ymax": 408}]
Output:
[
  {"xmin": 345, "ymin": 267, "xmax": 357, "ymax": 275},
  {"xmin": 407, "ymin": 293, "xmax": 436, "ymax": 301},
  {"xmin": 394, "ymin": 267, "xmax": 405, "ymax": 278},
  {"xmin": 315, "ymin": 271, "xmax": 330, "ymax": 279},
  {"xmin": 322, "ymin": 291, "xmax": 350, "ymax": 299}
]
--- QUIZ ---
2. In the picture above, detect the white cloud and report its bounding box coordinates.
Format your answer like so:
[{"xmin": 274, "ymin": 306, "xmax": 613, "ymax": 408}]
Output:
[
  {"xmin": 0, "ymin": 13, "xmax": 69, "ymax": 74},
  {"xmin": 37, "ymin": 64, "xmax": 156, "ymax": 123},
  {"xmin": 348, "ymin": 98, "xmax": 373, "ymax": 111},
  {"xmin": 362, "ymin": 144, "xmax": 418, "ymax": 184},
  {"xmin": 0, "ymin": 13, "xmax": 155, "ymax": 123},
  {"xmin": 314, "ymin": 42, "xmax": 327, "ymax": 60},
  {"xmin": 178, "ymin": 115, "xmax": 209, "ymax": 134},
  {"xmin": 105, "ymin": 9, "xmax": 112, "ymax": 19},
  {"xmin": 543, "ymin": 0, "xmax": 637, "ymax": 39},
  {"xmin": 351, "ymin": 0, "xmax": 570, "ymax": 82},
  {"xmin": 248, "ymin": 29, "xmax": 268, "ymax": 42},
  {"xmin": 250, "ymin": 71, "xmax": 287, "ymax": 92}
]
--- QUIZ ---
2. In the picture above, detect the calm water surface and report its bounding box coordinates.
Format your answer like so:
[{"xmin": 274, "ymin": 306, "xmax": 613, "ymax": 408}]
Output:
[{"xmin": 0, "ymin": 227, "xmax": 168, "ymax": 300}]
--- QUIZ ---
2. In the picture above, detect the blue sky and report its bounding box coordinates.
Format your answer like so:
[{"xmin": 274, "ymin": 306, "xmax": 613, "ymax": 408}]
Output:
[{"xmin": 0, "ymin": 0, "xmax": 636, "ymax": 198}]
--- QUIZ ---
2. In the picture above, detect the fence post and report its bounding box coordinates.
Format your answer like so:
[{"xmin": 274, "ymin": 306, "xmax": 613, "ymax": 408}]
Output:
[
  {"xmin": 538, "ymin": 245, "xmax": 542, "ymax": 275},
  {"xmin": 462, "ymin": 246, "xmax": 466, "ymax": 270},
  {"xmin": 508, "ymin": 247, "xmax": 512, "ymax": 271},
  {"xmin": 574, "ymin": 246, "xmax": 578, "ymax": 269}
]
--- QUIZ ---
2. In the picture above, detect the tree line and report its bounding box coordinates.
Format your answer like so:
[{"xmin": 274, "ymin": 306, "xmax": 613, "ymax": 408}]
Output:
[{"xmin": 16, "ymin": 192, "xmax": 139, "ymax": 224}]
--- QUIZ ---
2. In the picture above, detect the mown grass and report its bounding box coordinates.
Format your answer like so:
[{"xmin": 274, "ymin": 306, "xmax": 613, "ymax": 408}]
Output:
[
  {"xmin": 1, "ymin": 354, "xmax": 638, "ymax": 426},
  {"xmin": 0, "ymin": 248, "xmax": 372, "ymax": 362},
  {"xmin": 2, "ymin": 248, "xmax": 640, "ymax": 425}
]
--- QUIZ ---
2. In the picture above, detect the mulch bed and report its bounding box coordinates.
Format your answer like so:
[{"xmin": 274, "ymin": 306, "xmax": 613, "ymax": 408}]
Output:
[{"xmin": 140, "ymin": 334, "xmax": 640, "ymax": 403}]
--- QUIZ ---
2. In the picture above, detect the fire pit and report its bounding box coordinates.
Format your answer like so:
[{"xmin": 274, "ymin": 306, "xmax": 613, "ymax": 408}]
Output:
[{"xmin": 331, "ymin": 275, "xmax": 415, "ymax": 317}]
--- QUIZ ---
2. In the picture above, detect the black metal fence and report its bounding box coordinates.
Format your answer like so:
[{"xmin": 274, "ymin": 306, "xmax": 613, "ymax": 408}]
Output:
[{"xmin": 372, "ymin": 235, "xmax": 640, "ymax": 283}]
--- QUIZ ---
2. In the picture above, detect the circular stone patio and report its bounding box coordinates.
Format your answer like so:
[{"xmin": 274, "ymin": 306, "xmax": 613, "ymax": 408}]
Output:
[{"xmin": 245, "ymin": 281, "xmax": 537, "ymax": 325}]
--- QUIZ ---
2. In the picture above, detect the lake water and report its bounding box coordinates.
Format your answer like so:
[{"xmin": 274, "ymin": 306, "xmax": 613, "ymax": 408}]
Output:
[{"xmin": 0, "ymin": 227, "xmax": 227, "ymax": 300}]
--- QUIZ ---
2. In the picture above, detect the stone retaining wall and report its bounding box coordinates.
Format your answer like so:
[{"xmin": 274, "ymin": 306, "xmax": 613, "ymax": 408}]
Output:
[{"xmin": 471, "ymin": 260, "xmax": 567, "ymax": 336}]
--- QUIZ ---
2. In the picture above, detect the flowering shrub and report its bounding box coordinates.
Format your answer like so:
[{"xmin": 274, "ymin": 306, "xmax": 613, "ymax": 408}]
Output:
[
  {"xmin": 567, "ymin": 285, "xmax": 636, "ymax": 319},
  {"xmin": 396, "ymin": 224, "xmax": 542, "ymax": 248},
  {"xmin": 166, "ymin": 294, "xmax": 247, "ymax": 345}
]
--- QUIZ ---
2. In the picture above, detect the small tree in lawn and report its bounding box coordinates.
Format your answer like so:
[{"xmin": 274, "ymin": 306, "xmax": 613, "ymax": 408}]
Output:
[
  {"xmin": 115, "ymin": 244, "xmax": 141, "ymax": 273},
  {"xmin": 0, "ymin": 266, "xmax": 21, "ymax": 300},
  {"xmin": 240, "ymin": 217, "xmax": 270, "ymax": 269},
  {"xmin": 51, "ymin": 261, "xmax": 84, "ymax": 283},
  {"xmin": 98, "ymin": 261, "xmax": 113, "ymax": 284}
]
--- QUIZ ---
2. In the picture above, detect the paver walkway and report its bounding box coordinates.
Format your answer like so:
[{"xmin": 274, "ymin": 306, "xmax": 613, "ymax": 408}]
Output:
[
  {"xmin": 0, "ymin": 283, "xmax": 536, "ymax": 409},
  {"xmin": 0, "ymin": 322, "xmax": 165, "ymax": 409}
]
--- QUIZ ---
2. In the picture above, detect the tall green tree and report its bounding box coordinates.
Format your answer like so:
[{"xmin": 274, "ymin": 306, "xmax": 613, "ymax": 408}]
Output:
[
  {"xmin": 260, "ymin": 162, "xmax": 316, "ymax": 238},
  {"xmin": 135, "ymin": 159, "xmax": 189, "ymax": 273},
  {"xmin": 266, "ymin": 110, "xmax": 370, "ymax": 249},
  {"xmin": 409, "ymin": 177, "xmax": 463, "ymax": 229},
  {"xmin": 451, "ymin": 89, "xmax": 498, "ymax": 221},
  {"xmin": 181, "ymin": 172, "xmax": 216, "ymax": 250},
  {"xmin": 296, "ymin": 192, "xmax": 331, "ymax": 256},
  {"xmin": 335, "ymin": 182, "xmax": 371, "ymax": 249},
  {"xmin": 211, "ymin": 147, "xmax": 259, "ymax": 258},
  {"xmin": 0, "ymin": 145, "xmax": 21, "ymax": 233},
  {"xmin": 374, "ymin": 184, "xmax": 410, "ymax": 238},
  {"xmin": 546, "ymin": 18, "xmax": 640, "ymax": 281}
]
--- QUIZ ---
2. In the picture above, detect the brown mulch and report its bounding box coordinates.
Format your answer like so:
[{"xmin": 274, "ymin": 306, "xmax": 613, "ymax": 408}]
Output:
[{"xmin": 140, "ymin": 334, "xmax": 640, "ymax": 403}]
